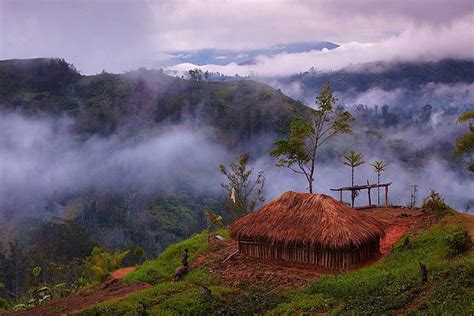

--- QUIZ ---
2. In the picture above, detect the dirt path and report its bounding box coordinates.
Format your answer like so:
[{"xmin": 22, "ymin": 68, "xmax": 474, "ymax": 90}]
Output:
[
  {"xmin": 7, "ymin": 268, "xmax": 147, "ymax": 315},
  {"xmin": 111, "ymin": 266, "xmax": 136, "ymax": 279}
]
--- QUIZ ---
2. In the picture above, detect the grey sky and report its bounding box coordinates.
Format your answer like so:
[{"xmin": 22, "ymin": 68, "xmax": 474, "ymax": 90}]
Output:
[{"xmin": 1, "ymin": 0, "xmax": 473, "ymax": 74}]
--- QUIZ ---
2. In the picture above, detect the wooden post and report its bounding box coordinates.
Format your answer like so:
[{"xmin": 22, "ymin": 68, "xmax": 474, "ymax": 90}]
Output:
[
  {"xmin": 339, "ymin": 190, "xmax": 342, "ymax": 202},
  {"xmin": 419, "ymin": 262, "xmax": 428, "ymax": 282},
  {"xmin": 385, "ymin": 185, "xmax": 389, "ymax": 207},
  {"xmin": 368, "ymin": 188, "xmax": 372, "ymax": 206}
]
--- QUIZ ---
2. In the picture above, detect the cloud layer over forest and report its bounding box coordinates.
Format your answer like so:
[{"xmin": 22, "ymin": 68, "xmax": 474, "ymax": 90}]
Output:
[{"xmin": 1, "ymin": 110, "xmax": 473, "ymax": 220}]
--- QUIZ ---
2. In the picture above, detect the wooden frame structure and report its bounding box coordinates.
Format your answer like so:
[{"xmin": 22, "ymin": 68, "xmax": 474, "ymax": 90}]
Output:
[
  {"xmin": 330, "ymin": 182, "xmax": 392, "ymax": 208},
  {"xmin": 237, "ymin": 238, "xmax": 380, "ymax": 269}
]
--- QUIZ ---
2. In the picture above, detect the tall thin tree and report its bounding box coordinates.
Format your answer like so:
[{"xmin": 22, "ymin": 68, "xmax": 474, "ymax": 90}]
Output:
[
  {"xmin": 370, "ymin": 160, "xmax": 389, "ymax": 205},
  {"xmin": 271, "ymin": 82, "xmax": 353, "ymax": 193},
  {"xmin": 342, "ymin": 151, "xmax": 365, "ymax": 207}
]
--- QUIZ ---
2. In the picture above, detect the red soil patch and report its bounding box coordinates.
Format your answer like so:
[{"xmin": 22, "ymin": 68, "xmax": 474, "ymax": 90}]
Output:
[
  {"xmin": 111, "ymin": 266, "xmax": 136, "ymax": 279},
  {"xmin": 8, "ymin": 279, "xmax": 149, "ymax": 315},
  {"xmin": 192, "ymin": 207, "xmax": 427, "ymax": 289},
  {"xmin": 380, "ymin": 224, "xmax": 411, "ymax": 253}
]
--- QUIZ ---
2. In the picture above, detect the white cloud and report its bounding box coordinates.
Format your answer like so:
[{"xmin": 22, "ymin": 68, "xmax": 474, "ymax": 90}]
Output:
[
  {"xmin": 168, "ymin": 14, "xmax": 474, "ymax": 76},
  {"xmin": 1, "ymin": 0, "xmax": 473, "ymax": 74}
]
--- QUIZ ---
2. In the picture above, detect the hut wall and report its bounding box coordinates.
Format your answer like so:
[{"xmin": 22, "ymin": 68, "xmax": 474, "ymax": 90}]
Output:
[{"xmin": 238, "ymin": 237, "xmax": 380, "ymax": 269}]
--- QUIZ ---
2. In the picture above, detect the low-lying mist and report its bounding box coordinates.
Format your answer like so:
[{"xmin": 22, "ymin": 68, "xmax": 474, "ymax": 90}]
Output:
[
  {"xmin": 1, "ymin": 108, "xmax": 473, "ymax": 223},
  {"xmin": 0, "ymin": 112, "xmax": 230, "ymax": 219}
]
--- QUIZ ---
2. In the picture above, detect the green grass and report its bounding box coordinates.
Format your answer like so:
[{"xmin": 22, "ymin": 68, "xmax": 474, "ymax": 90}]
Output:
[
  {"xmin": 123, "ymin": 230, "xmax": 227, "ymax": 284},
  {"xmin": 80, "ymin": 229, "xmax": 235, "ymax": 315},
  {"xmin": 83, "ymin": 223, "xmax": 473, "ymax": 315},
  {"xmin": 268, "ymin": 223, "xmax": 474, "ymax": 315},
  {"xmin": 81, "ymin": 270, "xmax": 235, "ymax": 315}
]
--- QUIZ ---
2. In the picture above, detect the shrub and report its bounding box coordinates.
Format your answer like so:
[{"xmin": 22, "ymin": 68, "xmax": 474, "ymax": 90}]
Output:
[
  {"xmin": 82, "ymin": 247, "xmax": 129, "ymax": 284},
  {"xmin": 445, "ymin": 226, "xmax": 472, "ymax": 257},
  {"xmin": 422, "ymin": 190, "xmax": 451, "ymax": 217},
  {"xmin": 0, "ymin": 298, "xmax": 10, "ymax": 311},
  {"xmin": 123, "ymin": 230, "xmax": 218, "ymax": 284}
]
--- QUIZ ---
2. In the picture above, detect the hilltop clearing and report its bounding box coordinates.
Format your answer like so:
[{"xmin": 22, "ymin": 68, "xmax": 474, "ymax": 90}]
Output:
[{"xmin": 11, "ymin": 206, "xmax": 472, "ymax": 315}]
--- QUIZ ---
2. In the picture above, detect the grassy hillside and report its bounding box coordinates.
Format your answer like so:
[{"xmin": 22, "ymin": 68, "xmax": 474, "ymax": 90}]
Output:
[{"xmin": 79, "ymin": 213, "xmax": 473, "ymax": 315}]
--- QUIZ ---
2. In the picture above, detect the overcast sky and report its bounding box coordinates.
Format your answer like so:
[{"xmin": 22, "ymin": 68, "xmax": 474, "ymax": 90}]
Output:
[{"xmin": 1, "ymin": 0, "xmax": 473, "ymax": 74}]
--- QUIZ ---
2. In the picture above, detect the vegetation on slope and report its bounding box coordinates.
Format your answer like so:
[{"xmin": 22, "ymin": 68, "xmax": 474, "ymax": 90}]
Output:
[
  {"xmin": 80, "ymin": 213, "xmax": 473, "ymax": 315},
  {"xmin": 282, "ymin": 59, "xmax": 474, "ymax": 94}
]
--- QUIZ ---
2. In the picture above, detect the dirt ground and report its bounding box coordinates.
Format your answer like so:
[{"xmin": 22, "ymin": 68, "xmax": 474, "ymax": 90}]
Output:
[
  {"xmin": 111, "ymin": 267, "xmax": 136, "ymax": 280},
  {"xmin": 192, "ymin": 207, "xmax": 428, "ymax": 289},
  {"xmin": 5, "ymin": 268, "xmax": 147, "ymax": 316},
  {"xmin": 8, "ymin": 206, "xmax": 433, "ymax": 315}
]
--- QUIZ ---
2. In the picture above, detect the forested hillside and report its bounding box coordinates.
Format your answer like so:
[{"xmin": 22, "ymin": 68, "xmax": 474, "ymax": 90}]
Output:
[
  {"xmin": 277, "ymin": 59, "xmax": 474, "ymax": 95},
  {"xmin": 0, "ymin": 58, "xmax": 306, "ymax": 149},
  {"xmin": 0, "ymin": 58, "xmax": 309, "ymax": 303}
]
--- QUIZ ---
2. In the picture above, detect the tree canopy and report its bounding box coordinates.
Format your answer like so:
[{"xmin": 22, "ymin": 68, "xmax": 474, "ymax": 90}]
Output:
[{"xmin": 271, "ymin": 82, "xmax": 353, "ymax": 193}]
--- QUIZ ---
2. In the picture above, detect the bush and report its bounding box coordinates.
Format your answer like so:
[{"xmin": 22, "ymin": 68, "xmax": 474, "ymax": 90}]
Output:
[
  {"xmin": 422, "ymin": 190, "xmax": 452, "ymax": 217},
  {"xmin": 82, "ymin": 247, "xmax": 129, "ymax": 284},
  {"xmin": 445, "ymin": 226, "xmax": 472, "ymax": 257},
  {"xmin": 123, "ymin": 230, "xmax": 222, "ymax": 284},
  {"xmin": 0, "ymin": 298, "xmax": 10, "ymax": 311}
]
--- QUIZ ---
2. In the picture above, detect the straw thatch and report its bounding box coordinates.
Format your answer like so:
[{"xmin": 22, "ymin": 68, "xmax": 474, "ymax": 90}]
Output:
[{"xmin": 229, "ymin": 191, "xmax": 386, "ymax": 268}]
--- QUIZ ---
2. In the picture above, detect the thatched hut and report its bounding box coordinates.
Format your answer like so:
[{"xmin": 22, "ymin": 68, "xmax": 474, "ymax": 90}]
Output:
[{"xmin": 229, "ymin": 191, "xmax": 386, "ymax": 269}]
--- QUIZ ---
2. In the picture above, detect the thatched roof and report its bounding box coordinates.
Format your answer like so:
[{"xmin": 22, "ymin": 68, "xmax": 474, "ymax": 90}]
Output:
[{"xmin": 229, "ymin": 191, "xmax": 386, "ymax": 249}]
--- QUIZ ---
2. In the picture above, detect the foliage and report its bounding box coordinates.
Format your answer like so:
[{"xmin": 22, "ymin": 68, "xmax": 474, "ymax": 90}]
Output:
[
  {"xmin": 445, "ymin": 226, "xmax": 472, "ymax": 257},
  {"xmin": 104, "ymin": 230, "xmax": 231, "ymax": 314},
  {"xmin": 269, "ymin": 293, "xmax": 336, "ymax": 314},
  {"xmin": 216, "ymin": 289, "xmax": 282, "ymax": 315},
  {"xmin": 204, "ymin": 210, "xmax": 223, "ymax": 240},
  {"xmin": 370, "ymin": 159, "xmax": 389, "ymax": 185},
  {"xmin": 81, "ymin": 280, "xmax": 234, "ymax": 316},
  {"xmin": 82, "ymin": 247, "xmax": 129, "ymax": 284},
  {"xmin": 132, "ymin": 247, "xmax": 144, "ymax": 265},
  {"xmin": 271, "ymin": 82, "xmax": 353, "ymax": 193},
  {"xmin": 284, "ymin": 59, "xmax": 474, "ymax": 94},
  {"xmin": 32, "ymin": 267, "xmax": 42, "ymax": 280},
  {"xmin": 29, "ymin": 221, "xmax": 94, "ymax": 264},
  {"xmin": 220, "ymin": 153, "xmax": 265, "ymax": 219},
  {"xmin": 296, "ymin": 223, "xmax": 474, "ymax": 314},
  {"xmin": 123, "ymin": 230, "xmax": 221, "ymax": 284},
  {"xmin": 422, "ymin": 190, "xmax": 452, "ymax": 217},
  {"xmin": 455, "ymin": 110, "xmax": 474, "ymax": 172},
  {"xmin": 0, "ymin": 297, "xmax": 10, "ymax": 311},
  {"xmin": 342, "ymin": 151, "xmax": 365, "ymax": 206},
  {"xmin": 342, "ymin": 151, "xmax": 365, "ymax": 186},
  {"xmin": 1, "ymin": 241, "xmax": 31, "ymax": 299},
  {"xmin": 370, "ymin": 160, "xmax": 389, "ymax": 205},
  {"xmin": 81, "ymin": 220, "xmax": 473, "ymax": 315},
  {"xmin": 188, "ymin": 68, "xmax": 208, "ymax": 82}
]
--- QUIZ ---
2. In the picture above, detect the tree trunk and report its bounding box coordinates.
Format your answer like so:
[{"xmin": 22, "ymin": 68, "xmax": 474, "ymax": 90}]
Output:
[
  {"xmin": 351, "ymin": 167, "xmax": 355, "ymax": 207},
  {"xmin": 308, "ymin": 180, "xmax": 313, "ymax": 194},
  {"xmin": 377, "ymin": 172, "xmax": 381, "ymax": 205},
  {"xmin": 351, "ymin": 166, "xmax": 354, "ymax": 187}
]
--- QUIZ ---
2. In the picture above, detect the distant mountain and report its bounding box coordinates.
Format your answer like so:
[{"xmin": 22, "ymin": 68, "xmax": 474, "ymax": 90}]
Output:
[{"xmin": 163, "ymin": 41, "xmax": 339, "ymax": 66}]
